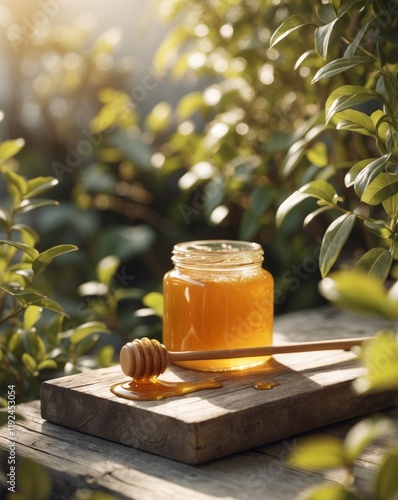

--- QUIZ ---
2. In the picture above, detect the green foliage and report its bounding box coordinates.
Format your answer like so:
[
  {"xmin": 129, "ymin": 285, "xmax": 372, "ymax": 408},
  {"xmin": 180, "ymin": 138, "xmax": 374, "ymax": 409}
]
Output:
[
  {"xmin": 0, "ymin": 135, "xmax": 117, "ymax": 401},
  {"xmin": 290, "ymin": 415, "xmax": 398, "ymax": 500},
  {"xmin": 272, "ymin": 0, "xmax": 398, "ymax": 280}
]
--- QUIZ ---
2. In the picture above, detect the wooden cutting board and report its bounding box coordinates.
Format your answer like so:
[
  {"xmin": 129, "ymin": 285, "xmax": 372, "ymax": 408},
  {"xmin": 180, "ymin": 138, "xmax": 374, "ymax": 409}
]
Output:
[{"xmin": 40, "ymin": 333, "xmax": 395, "ymax": 464}]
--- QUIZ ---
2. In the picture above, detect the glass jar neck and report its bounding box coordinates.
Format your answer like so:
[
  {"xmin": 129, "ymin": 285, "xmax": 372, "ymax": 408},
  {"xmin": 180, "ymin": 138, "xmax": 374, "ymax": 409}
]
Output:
[{"xmin": 171, "ymin": 240, "xmax": 264, "ymax": 271}]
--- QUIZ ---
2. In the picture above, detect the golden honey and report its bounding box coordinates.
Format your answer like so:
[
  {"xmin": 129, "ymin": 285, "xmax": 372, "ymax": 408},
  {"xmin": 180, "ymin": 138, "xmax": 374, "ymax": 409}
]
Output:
[{"xmin": 163, "ymin": 240, "xmax": 274, "ymax": 371}]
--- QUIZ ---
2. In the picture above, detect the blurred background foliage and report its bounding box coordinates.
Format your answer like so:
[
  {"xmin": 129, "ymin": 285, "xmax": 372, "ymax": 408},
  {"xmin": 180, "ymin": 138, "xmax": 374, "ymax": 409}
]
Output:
[
  {"xmin": 0, "ymin": 0, "xmax": 397, "ymax": 402},
  {"xmin": 0, "ymin": 2, "xmax": 397, "ymax": 498}
]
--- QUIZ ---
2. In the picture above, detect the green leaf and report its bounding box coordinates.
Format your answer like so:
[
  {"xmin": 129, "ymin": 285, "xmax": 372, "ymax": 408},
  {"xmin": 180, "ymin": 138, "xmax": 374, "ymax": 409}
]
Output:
[
  {"xmin": 361, "ymin": 173, "xmax": 398, "ymax": 206},
  {"xmin": 112, "ymin": 287, "xmax": 142, "ymax": 302},
  {"xmin": 312, "ymin": 56, "xmax": 371, "ymax": 83},
  {"xmin": 314, "ymin": 19, "xmax": 338, "ymax": 60},
  {"xmin": 344, "ymin": 158, "xmax": 378, "ymax": 187},
  {"xmin": 276, "ymin": 180, "xmax": 337, "ymax": 226},
  {"xmin": 270, "ymin": 15, "xmax": 312, "ymax": 48},
  {"xmin": 0, "ymin": 240, "xmax": 39, "ymax": 260},
  {"xmin": 32, "ymin": 244, "xmax": 78, "ymax": 275},
  {"xmin": 32, "ymin": 298, "xmax": 67, "ymax": 315},
  {"xmin": 25, "ymin": 176, "xmax": 59, "ymax": 198},
  {"xmin": 363, "ymin": 220, "xmax": 391, "ymax": 239},
  {"xmin": 344, "ymin": 416, "xmax": 397, "ymax": 464},
  {"xmin": 22, "ymin": 352, "xmax": 37, "ymax": 371},
  {"xmin": 336, "ymin": 109, "xmax": 374, "ymax": 136},
  {"xmin": 383, "ymin": 192, "xmax": 398, "ymax": 218},
  {"xmin": 374, "ymin": 450, "xmax": 398, "ymax": 500},
  {"xmin": 344, "ymin": 20, "xmax": 370, "ymax": 57},
  {"xmin": 23, "ymin": 305, "xmax": 43, "ymax": 330},
  {"xmin": 97, "ymin": 345, "xmax": 115, "ymax": 368},
  {"xmin": 306, "ymin": 142, "xmax": 328, "ymax": 167},
  {"xmin": 70, "ymin": 321, "xmax": 109, "ymax": 344},
  {"xmin": 326, "ymin": 90, "xmax": 382, "ymax": 125},
  {"xmin": 355, "ymin": 331, "xmax": 398, "ymax": 393},
  {"xmin": 319, "ymin": 214, "xmax": 357, "ymax": 277},
  {"xmin": 17, "ymin": 457, "xmax": 51, "ymax": 500},
  {"xmin": 354, "ymin": 154, "xmax": 391, "ymax": 197},
  {"xmin": 96, "ymin": 255, "xmax": 120, "ymax": 286},
  {"xmin": 355, "ymin": 248, "xmax": 392, "ymax": 282},
  {"xmin": 3, "ymin": 168, "xmax": 27, "ymax": 196},
  {"xmin": 304, "ymin": 483, "xmax": 362, "ymax": 500},
  {"xmin": 0, "ymin": 208, "xmax": 9, "ymax": 228},
  {"xmin": 0, "ymin": 138, "xmax": 25, "ymax": 163},
  {"xmin": 142, "ymin": 291, "xmax": 163, "ymax": 317},
  {"xmin": 319, "ymin": 270, "xmax": 398, "ymax": 319},
  {"xmin": 37, "ymin": 359, "xmax": 58, "ymax": 371},
  {"xmin": 12, "ymin": 224, "xmax": 39, "ymax": 246},
  {"xmin": 289, "ymin": 435, "xmax": 346, "ymax": 469},
  {"xmin": 16, "ymin": 198, "xmax": 59, "ymax": 213}
]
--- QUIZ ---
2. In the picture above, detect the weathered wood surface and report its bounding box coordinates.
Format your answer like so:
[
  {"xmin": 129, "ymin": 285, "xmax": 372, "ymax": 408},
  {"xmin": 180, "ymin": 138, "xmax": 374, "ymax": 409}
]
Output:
[
  {"xmin": 1, "ymin": 401, "xmax": 397, "ymax": 500},
  {"xmin": 40, "ymin": 307, "xmax": 397, "ymax": 464}
]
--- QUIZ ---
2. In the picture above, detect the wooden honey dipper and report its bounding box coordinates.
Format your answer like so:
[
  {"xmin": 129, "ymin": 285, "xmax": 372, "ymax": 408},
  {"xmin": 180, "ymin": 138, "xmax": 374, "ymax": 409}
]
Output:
[{"xmin": 119, "ymin": 336, "xmax": 371, "ymax": 379}]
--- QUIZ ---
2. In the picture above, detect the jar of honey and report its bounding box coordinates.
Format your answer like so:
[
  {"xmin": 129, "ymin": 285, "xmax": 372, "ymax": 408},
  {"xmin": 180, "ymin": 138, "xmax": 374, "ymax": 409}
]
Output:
[{"xmin": 162, "ymin": 240, "xmax": 274, "ymax": 371}]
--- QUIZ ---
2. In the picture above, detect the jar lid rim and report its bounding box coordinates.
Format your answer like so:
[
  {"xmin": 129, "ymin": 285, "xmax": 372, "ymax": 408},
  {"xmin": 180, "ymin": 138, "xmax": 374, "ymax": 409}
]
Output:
[{"xmin": 173, "ymin": 239, "xmax": 262, "ymax": 254}]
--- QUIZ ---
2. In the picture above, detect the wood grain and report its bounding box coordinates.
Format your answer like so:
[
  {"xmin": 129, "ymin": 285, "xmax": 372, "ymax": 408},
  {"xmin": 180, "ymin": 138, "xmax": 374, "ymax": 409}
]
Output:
[{"xmin": 40, "ymin": 308, "xmax": 397, "ymax": 464}]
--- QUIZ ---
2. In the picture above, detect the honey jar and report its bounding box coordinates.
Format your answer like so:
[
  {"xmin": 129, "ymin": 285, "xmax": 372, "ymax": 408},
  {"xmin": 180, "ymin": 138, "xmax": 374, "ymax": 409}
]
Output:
[{"xmin": 162, "ymin": 240, "xmax": 274, "ymax": 371}]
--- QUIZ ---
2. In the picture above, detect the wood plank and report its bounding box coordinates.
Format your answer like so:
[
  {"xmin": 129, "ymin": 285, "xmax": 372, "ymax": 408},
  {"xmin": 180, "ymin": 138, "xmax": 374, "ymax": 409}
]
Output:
[
  {"xmin": 1, "ymin": 401, "xmax": 397, "ymax": 500},
  {"xmin": 40, "ymin": 308, "xmax": 397, "ymax": 464}
]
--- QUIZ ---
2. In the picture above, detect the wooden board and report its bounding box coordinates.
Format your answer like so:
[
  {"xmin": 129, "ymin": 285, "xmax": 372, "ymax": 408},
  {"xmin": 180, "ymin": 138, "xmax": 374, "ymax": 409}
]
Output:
[{"xmin": 40, "ymin": 308, "xmax": 397, "ymax": 465}]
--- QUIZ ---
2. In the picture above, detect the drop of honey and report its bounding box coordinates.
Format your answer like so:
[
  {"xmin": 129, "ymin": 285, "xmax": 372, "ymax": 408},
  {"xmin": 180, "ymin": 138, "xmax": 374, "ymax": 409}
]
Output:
[
  {"xmin": 111, "ymin": 376, "xmax": 222, "ymax": 401},
  {"xmin": 253, "ymin": 380, "xmax": 280, "ymax": 391}
]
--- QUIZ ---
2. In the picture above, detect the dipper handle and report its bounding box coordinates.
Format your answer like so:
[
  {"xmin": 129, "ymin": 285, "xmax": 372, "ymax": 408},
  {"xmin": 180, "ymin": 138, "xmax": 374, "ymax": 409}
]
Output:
[{"xmin": 120, "ymin": 336, "xmax": 370, "ymax": 379}]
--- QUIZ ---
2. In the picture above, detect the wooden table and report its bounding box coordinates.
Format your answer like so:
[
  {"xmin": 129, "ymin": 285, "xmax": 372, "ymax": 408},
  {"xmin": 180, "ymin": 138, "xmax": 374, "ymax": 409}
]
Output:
[{"xmin": 1, "ymin": 307, "xmax": 397, "ymax": 499}]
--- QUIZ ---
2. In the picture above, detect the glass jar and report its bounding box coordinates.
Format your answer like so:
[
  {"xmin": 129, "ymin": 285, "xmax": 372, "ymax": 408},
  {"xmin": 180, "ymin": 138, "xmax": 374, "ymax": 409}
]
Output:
[{"xmin": 162, "ymin": 240, "xmax": 274, "ymax": 371}]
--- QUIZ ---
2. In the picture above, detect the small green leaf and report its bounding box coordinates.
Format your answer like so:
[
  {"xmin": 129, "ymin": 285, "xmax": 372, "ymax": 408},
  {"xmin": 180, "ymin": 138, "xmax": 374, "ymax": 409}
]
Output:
[
  {"xmin": 363, "ymin": 220, "xmax": 391, "ymax": 239},
  {"xmin": 319, "ymin": 214, "xmax": 357, "ymax": 277},
  {"xmin": 12, "ymin": 224, "xmax": 39, "ymax": 246},
  {"xmin": 3, "ymin": 168, "xmax": 27, "ymax": 196},
  {"xmin": 314, "ymin": 19, "xmax": 338, "ymax": 60},
  {"xmin": 383, "ymin": 192, "xmax": 398, "ymax": 217},
  {"xmin": 32, "ymin": 298, "xmax": 67, "ymax": 315},
  {"xmin": 25, "ymin": 176, "xmax": 58, "ymax": 198},
  {"xmin": 22, "ymin": 352, "xmax": 37, "ymax": 371},
  {"xmin": 0, "ymin": 138, "xmax": 25, "ymax": 163},
  {"xmin": 16, "ymin": 198, "xmax": 59, "ymax": 213},
  {"xmin": 344, "ymin": 416, "xmax": 397, "ymax": 464},
  {"xmin": 354, "ymin": 154, "xmax": 391, "ymax": 197},
  {"xmin": 344, "ymin": 20, "xmax": 370, "ymax": 57},
  {"xmin": 113, "ymin": 287, "xmax": 142, "ymax": 302},
  {"xmin": 96, "ymin": 255, "xmax": 121, "ymax": 286},
  {"xmin": 37, "ymin": 359, "xmax": 58, "ymax": 371},
  {"xmin": 70, "ymin": 321, "xmax": 109, "ymax": 344},
  {"xmin": 289, "ymin": 435, "xmax": 346, "ymax": 469},
  {"xmin": 143, "ymin": 291, "xmax": 163, "ymax": 317},
  {"xmin": 345, "ymin": 158, "xmax": 378, "ymax": 187},
  {"xmin": 313, "ymin": 56, "xmax": 370, "ymax": 83},
  {"xmin": 326, "ymin": 91, "xmax": 382, "ymax": 125},
  {"xmin": 270, "ymin": 15, "xmax": 312, "ymax": 48},
  {"xmin": 361, "ymin": 173, "xmax": 398, "ymax": 206},
  {"xmin": 336, "ymin": 109, "xmax": 374, "ymax": 136},
  {"xmin": 0, "ymin": 240, "xmax": 39, "ymax": 260},
  {"xmin": 32, "ymin": 244, "xmax": 78, "ymax": 275},
  {"xmin": 23, "ymin": 305, "xmax": 43, "ymax": 330},
  {"xmin": 374, "ymin": 450, "xmax": 398, "ymax": 500},
  {"xmin": 276, "ymin": 180, "xmax": 337, "ymax": 226}
]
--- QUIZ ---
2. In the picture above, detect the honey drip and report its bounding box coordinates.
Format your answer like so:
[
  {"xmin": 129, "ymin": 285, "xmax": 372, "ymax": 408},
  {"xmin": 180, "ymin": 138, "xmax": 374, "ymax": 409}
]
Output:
[
  {"xmin": 111, "ymin": 376, "xmax": 222, "ymax": 401},
  {"xmin": 253, "ymin": 380, "xmax": 280, "ymax": 390}
]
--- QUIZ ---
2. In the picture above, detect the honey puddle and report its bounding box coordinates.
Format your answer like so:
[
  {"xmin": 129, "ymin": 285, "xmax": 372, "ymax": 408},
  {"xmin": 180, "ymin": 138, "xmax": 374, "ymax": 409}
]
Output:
[
  {"xmin": 111, "ymin": 377, "xmax": 222, "ymax": 401},
  {"xmin": 253, "ymin": 380, "xmax": 280, "ymax": 390}
]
